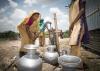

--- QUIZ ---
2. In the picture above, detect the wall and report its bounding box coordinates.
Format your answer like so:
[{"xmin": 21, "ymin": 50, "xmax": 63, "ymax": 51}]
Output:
[{"xmin": 86, "ymin": 0, "xmax": 100, "ymax": 31}]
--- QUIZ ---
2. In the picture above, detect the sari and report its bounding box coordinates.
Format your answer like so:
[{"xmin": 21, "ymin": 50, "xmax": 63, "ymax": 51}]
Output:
[{"xmin": 17, "ymin": 12, "xmax": 40, "ymax": 53}]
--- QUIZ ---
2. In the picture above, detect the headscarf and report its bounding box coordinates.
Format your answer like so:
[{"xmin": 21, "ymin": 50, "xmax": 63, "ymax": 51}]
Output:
[{"xmin": 26, "ymin": 12, "xmax": 40, "ymax": 26}]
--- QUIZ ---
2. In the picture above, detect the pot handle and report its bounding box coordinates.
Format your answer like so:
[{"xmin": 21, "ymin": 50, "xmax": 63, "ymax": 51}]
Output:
[
  {"xmin": 62, "ymin": 50, "xmax": 67, "ymax": 55},
  {"xmin": 60, "ymin": 47, "xmax": 71, "ymax": 55}
]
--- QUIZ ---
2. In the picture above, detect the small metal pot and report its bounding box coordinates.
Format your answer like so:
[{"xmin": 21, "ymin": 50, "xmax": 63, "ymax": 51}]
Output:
[{"xmin": 17, "ymin": 44, "xmax": 42, "ymax": 71}]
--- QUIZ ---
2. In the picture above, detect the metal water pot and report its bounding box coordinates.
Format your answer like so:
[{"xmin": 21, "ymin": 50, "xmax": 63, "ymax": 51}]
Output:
[
  {"xmin": 44, "ymin": 45, "xmax": 59, "ymax": 65},
  {"xmin": 17, "ymin": 44, "xmax": 42, "ymax": 71},
  {"xmin": 58, "ymin": 54, "xmax": 81, "ymax": 71}
]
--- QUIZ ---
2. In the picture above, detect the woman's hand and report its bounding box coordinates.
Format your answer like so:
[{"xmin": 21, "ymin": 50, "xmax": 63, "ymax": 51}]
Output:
[{"xmin": 21, "ymin": 24, "xmax": 29, "ymax": 30}]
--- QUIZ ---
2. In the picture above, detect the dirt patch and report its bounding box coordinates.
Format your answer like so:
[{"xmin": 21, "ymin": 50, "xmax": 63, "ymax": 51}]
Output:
[{"xmin": 0, "ymin": 38, "xmax": 100, "ymax": 71}]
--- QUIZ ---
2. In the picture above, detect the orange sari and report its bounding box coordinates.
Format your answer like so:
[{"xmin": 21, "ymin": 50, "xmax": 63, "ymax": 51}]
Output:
[{"xmin": 17, "ymin": 12, "xmax": 40, "ymax": 52}]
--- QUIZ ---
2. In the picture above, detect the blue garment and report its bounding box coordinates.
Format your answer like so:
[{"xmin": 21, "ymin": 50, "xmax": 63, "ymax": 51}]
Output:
[{"xmin": 39, "ymin": 19, "xmax": 46, "ymax": 32}]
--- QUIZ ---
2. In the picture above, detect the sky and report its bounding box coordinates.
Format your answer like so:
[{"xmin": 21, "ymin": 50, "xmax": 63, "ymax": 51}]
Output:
[{"xmin": 0, "ymin": 0, "xmax": 71, "ymax": 32}]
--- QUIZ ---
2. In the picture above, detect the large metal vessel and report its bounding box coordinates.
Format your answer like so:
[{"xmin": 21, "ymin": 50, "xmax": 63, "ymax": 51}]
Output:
[
  {"xmin": 17, "ymin": 44, "xmax": 42, "ymax": 71},
  {"xmin": 58, "ymin": 54, "xmax": 81, "ymax": 71}
]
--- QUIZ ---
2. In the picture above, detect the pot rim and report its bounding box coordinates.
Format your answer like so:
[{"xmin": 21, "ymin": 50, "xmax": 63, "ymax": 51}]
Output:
[{"xmin": 24, "ymin": 44, "xmax": 39, "ymax": 50}]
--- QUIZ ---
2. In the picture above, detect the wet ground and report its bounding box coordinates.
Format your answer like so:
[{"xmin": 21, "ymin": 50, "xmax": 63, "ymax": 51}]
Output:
[{"xmin": 0, "ymin": 38, "xmax": 100, "ymax": 71}]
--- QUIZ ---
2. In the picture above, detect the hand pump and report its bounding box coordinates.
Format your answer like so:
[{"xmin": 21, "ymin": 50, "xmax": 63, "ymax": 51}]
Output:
[{"xmin": 53, "ymin": 13, "xmax": 59, "ymax": 52}]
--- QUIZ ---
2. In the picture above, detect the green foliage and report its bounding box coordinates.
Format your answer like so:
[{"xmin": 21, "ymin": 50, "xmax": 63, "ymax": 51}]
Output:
[
  {"xmin": 63, "ymin": 30, "xmax": 69, "ymax": 38},
  {"xmin": 44, "ymin": 30, "xmax": 69, "ymax": 38},
  {"xmin": 0, "ymin": 31, "xmax": 19, "ymax": 40}
]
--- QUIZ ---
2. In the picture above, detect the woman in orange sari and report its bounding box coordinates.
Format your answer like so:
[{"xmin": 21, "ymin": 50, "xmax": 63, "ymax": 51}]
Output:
[{"xmin": 17, "ymin": 12, "xmax": 40, "ymax": 57}]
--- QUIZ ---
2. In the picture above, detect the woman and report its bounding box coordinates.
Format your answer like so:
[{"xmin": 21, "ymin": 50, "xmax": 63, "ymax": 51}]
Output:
[
  {"xmin": 17, "ymin": 11, "xmax": 40, "ymax": 57},
  {"xmin": 39, "ymin": 19, "xmax": 45, "ymax": 46}
]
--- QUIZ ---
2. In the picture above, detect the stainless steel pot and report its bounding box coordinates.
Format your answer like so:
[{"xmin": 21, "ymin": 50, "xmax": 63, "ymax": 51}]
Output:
[
  {"xmin": 17, "ymin": 44, "xmax": 42, "ymax": 71},
  {"xmin": 44, "ymin": 45, "xmax": 59, "ymax": 65},
  {"xmin": 58, "ymin": 55, "xmax": 81, "ymax": 71}
]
